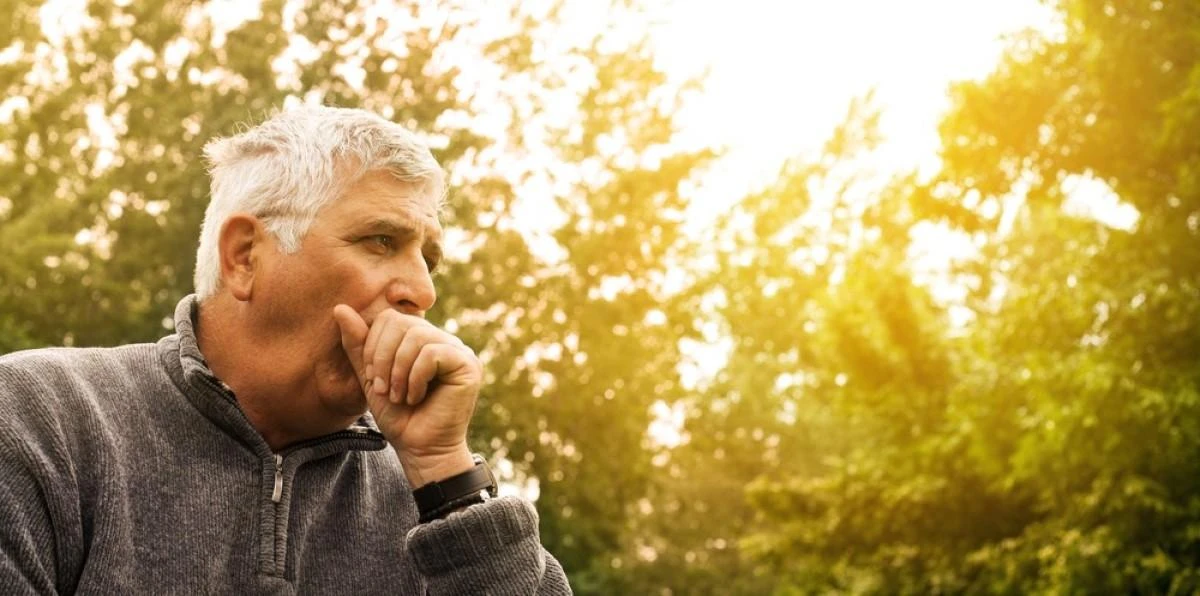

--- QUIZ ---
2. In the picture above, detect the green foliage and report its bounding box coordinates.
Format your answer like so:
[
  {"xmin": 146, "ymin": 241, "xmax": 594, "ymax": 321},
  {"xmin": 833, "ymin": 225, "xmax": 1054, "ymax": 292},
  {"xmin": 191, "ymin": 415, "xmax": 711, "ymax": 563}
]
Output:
[{"xmin": 736, "ymin": 1, "xmax": 1200, "ymax": 593}]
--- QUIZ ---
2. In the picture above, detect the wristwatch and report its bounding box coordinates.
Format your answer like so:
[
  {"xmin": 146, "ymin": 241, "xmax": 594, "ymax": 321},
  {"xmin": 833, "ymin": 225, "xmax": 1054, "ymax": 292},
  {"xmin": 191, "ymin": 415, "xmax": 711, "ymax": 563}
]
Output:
[{"xmin": 412, "ymin": 453, "xmax": 498, "ymax": 523}]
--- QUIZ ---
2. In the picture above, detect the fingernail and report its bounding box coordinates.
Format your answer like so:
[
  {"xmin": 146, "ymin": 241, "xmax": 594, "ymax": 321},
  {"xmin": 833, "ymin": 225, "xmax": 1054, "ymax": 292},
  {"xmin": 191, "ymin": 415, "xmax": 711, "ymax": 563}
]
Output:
[{"xmin": 373, "ymin": 377, "xmax": 386, "ymax": 394}]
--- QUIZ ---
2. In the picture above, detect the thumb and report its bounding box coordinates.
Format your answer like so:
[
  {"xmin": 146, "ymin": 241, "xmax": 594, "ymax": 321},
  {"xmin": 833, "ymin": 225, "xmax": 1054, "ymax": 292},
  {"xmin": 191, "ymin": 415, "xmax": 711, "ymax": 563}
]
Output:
[{"xmin": 332, "ymin": 304, "xmax": 369, "ymax": 374}]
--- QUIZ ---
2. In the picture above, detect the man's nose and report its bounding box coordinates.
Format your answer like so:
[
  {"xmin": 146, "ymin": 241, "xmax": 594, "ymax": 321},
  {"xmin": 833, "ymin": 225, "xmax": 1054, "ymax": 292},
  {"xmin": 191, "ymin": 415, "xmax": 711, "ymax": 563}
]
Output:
[{"xmin": 385, "ymin": 259, "xmax": 437, "ymax": 317}]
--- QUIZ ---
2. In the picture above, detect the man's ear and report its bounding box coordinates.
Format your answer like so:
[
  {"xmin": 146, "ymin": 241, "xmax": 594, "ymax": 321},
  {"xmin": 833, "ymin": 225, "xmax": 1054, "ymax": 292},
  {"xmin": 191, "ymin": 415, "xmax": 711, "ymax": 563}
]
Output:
[{"xmin": 217, "ymin": 213, "xmax": 265, "ymax": 302}]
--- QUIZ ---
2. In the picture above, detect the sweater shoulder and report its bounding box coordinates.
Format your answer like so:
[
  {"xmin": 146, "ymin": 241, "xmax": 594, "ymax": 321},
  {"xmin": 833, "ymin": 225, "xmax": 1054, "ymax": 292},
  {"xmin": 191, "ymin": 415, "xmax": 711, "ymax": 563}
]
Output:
[
  {"xmin": 0, "ymin": 344, "xmax": 165, "ymax": 442},
  {"xmin": 0, "ymin": 343, "xmax": 158, "ymax": 374},
  {"xmin": 0, "ymin": 343, "xmax": 162, "ymax": 394}
]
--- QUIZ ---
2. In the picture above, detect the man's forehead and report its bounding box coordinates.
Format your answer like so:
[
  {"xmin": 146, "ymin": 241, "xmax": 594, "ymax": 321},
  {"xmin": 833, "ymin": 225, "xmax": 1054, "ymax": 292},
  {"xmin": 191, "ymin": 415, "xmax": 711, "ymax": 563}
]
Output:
[
  {"xmin": 336, "ymin": 172, "xmax": 441, "ymax": 224},
  {"xmin": 397, "ymin": 193, "xmax": 441, "ymax": 224},
  {"xmin": 397, "ymin": 194, "xmax": 443, "ymax": 239}
]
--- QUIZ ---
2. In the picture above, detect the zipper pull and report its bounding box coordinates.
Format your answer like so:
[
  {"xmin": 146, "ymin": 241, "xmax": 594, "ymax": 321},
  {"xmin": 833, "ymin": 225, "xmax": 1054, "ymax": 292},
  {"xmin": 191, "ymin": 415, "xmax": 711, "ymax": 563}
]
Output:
[{"xmin": 271, "ymin": 454, "xmax": 283, "ymax": 503}]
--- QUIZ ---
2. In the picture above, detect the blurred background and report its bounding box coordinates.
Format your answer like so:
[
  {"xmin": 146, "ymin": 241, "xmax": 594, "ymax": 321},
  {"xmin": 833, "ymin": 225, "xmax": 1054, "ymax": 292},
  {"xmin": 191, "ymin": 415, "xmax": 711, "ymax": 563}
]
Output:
[{"xmin": 3, "ymin": 0, "xmax": 1199, "ymax": 592}]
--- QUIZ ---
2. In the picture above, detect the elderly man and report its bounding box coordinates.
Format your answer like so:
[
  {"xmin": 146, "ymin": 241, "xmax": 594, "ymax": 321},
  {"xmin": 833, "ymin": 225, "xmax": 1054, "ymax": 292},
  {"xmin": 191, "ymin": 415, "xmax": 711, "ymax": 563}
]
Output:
[{"xmin": 0, "ymin": 107, "xmax": 572, "ymax": 594}]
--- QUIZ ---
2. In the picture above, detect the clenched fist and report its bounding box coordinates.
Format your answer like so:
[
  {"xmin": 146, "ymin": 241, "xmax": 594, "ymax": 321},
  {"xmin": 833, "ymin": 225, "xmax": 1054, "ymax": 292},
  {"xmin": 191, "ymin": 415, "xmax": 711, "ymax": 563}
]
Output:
[{"xmin": 332, "ymin": 305, "xmax": 480, "ymax": 488}]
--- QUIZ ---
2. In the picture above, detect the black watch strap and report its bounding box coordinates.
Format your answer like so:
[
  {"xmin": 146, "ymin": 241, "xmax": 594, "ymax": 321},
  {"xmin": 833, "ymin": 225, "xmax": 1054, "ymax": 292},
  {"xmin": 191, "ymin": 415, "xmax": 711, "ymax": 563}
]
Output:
[{"xmin": 412, "ymin": 454, "xmax": 497, "ymax": 523}]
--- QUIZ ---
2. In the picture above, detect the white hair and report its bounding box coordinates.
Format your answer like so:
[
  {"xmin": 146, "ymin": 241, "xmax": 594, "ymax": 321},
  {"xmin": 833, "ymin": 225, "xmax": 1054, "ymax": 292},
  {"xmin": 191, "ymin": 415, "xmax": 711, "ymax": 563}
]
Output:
[{"xmin": 193, "ymin": 106, "xmax": 446, "ymax": 300}]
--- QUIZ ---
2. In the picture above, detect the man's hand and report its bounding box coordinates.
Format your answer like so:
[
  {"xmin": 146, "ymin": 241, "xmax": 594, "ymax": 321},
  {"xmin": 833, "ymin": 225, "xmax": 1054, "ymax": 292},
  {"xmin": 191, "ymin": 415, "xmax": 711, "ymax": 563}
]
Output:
[{"xmin": 332, "ymin": 305, "xmax": 479, "ymax": 488}]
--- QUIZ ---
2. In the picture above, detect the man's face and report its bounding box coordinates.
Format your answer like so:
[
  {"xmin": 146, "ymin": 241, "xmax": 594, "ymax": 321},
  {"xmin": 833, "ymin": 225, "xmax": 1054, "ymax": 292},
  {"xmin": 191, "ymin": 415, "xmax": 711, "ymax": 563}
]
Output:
[{"xmin": 254, "ymin": 169, "xmax": 443, "ymax": 416}]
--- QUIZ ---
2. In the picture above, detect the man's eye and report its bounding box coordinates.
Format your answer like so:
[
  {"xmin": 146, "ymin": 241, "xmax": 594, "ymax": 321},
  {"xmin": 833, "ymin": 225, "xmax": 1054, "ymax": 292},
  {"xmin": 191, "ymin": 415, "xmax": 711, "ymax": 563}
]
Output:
[{"xmin": 366, "ymin": 235, "xmax": 394, "ymax": 251}]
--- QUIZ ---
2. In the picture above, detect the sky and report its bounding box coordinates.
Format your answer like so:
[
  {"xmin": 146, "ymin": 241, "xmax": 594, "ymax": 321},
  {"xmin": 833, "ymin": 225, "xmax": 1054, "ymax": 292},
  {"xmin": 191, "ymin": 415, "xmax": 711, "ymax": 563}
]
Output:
[
  {"xmin": 644, "ymin": 0, "xmax": 1135, "ymax": 295},
  {"xmin": 651, "ymin": 0, "xmax": 1056, "ymax": 223}
]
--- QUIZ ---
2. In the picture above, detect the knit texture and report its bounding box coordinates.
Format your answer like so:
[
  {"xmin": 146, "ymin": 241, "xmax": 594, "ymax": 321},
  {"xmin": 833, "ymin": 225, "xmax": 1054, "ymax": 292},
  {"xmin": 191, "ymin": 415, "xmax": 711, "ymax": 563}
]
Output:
[{"xmin": 0, "ymin": 296, "xmax": 571, "ymax": 595}]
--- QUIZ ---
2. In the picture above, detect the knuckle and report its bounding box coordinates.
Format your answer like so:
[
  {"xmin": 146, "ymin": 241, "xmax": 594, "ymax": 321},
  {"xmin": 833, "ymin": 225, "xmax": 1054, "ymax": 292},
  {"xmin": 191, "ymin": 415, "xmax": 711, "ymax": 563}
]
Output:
[{"xmin": 407, "ymin": 329, "xmax": 440, "ymax": 349}]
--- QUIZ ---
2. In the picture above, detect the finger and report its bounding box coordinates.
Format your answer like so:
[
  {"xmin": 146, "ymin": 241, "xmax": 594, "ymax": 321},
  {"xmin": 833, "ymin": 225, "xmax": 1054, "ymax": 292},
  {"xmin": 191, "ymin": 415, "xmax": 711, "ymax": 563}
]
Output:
[
  {"xmin": 360, "ymin": 316, "xmax": 379, "ymax": 386},
  {"xmin": 332, "ymin": 305, "xmax": 369, "ymax": 378},
  {"xmin": 372, "ymin": 321, "xmax": 416, "ymax": 401},
  {"xmin": 368, "ymin": 312, "xmax": 433, "ymax": 399},
  {"xmin": 361, "ymin": 312, "xmax": 393, "ymax": 393},
  {"xmin": 407, "ymin": 343, "xmax": 476, "ymax": 407},
  {"xmin": 389, "ymin": 326, "xmax": 442, "ymax": 405}
]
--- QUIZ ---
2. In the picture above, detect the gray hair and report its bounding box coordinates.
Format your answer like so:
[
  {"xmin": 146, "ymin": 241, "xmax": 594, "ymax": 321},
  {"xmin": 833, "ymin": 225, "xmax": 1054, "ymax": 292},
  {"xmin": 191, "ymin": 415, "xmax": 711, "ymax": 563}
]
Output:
[{"xmin": 193, "ymin": 106, "xmax": 446, "ymax": 300}]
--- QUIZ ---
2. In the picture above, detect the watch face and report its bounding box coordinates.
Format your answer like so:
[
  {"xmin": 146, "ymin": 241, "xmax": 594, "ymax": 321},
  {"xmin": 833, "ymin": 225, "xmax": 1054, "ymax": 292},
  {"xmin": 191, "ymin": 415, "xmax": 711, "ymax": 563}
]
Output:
[
  {"xmin": 486, "ymin": 466, "xmax": 499, "ymax": 496},
  {"xmin": 472, "ymin": 454, "xmax": 499, "ymax": 497}
]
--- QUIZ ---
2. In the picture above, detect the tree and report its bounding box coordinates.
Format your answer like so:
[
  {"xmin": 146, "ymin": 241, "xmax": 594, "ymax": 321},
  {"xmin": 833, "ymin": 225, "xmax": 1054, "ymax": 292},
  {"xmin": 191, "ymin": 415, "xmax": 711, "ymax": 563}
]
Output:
[{"xmin": 738, "ymin": 0, "xmax": 1200, "ymax": 592}]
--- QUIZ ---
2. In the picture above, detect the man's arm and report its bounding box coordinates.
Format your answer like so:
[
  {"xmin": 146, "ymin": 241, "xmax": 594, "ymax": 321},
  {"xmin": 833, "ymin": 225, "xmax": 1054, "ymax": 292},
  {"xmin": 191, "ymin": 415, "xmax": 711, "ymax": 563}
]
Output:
[
  {"xmin": 0, "ymin": 425, "xmax": 63, "ymax": 595},
  {"xmin": 333, "ymin": 306, "xmax": 572, "ymax": 593},
  {"xmin": 405, "ymin": 498, "xmax": 572, "ymax": 595}
]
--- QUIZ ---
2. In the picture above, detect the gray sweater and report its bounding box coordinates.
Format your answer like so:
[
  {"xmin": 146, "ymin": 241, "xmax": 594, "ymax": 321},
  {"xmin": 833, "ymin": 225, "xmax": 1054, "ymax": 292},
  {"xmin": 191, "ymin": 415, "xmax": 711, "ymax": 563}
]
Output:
[{"xmin": 0, "ymin": 297, "xmax": 571, "ymax": 595}]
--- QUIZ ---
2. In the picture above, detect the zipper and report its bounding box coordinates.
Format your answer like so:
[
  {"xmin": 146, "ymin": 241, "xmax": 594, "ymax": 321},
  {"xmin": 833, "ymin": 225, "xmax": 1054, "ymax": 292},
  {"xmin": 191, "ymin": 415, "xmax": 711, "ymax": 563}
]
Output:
[
  {"xmin": 271, "ymin": 454, "xmax": 283, "ymax": 503},
  {"xmin": 265, "ymin": 427, "xmax": 379, "ymax": 504}
]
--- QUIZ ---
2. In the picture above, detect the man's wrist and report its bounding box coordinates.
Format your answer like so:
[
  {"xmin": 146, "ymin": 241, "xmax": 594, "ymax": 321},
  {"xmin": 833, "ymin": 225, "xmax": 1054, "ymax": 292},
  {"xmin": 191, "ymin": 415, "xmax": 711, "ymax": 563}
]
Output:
[
  {"xmin": 412, "ymin": 453, "xmax": 498, "ymax": 523},
  {"xmin": 399, "ymin": 446, "xmax": 474, "ymax": 489}
]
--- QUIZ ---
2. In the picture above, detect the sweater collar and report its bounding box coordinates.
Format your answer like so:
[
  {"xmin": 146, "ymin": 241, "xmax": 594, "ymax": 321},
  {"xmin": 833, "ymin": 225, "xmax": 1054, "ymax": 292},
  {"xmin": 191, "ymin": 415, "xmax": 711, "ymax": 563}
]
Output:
[{"xmin": 159, "ymin": 294, "xmax": 386, "ymax": 456}]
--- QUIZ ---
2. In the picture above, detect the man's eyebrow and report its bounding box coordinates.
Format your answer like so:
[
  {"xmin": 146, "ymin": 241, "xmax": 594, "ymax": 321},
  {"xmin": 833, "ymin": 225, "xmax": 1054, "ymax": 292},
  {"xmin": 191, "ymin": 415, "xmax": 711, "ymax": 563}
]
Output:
[{"xmin": 360, "ymin": 218, "xmax": 418, "ymax": 237}]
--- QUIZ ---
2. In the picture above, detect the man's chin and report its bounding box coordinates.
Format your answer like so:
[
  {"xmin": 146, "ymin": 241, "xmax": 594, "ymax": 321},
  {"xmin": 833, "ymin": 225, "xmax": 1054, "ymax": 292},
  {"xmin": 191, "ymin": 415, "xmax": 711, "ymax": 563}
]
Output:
[
  {"xmin": 315, "ymin": 360, "xmax": 371, "ymax": 417},
  {"xmin": 318, "ymin": 385, "xmax": 370, "ymax": 419}
]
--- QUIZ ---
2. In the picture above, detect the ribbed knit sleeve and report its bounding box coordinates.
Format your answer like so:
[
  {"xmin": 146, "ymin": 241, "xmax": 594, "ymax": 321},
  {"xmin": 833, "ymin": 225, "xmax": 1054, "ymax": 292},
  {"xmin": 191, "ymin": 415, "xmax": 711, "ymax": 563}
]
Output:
[
  {"xmin": 0, "ymin": 360, "xmax": 78, "ymax": 595},
  {"xmin": 0, "ymin": 431, "xmax": 59, "ymax": 595},
  {"xmin": 406, "ymin": 496, "xmax": 572, "ymax": 595}
]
